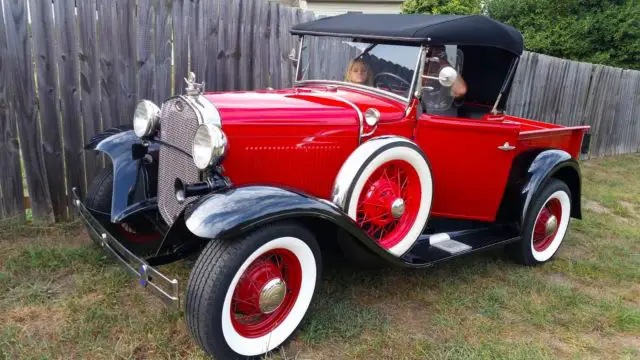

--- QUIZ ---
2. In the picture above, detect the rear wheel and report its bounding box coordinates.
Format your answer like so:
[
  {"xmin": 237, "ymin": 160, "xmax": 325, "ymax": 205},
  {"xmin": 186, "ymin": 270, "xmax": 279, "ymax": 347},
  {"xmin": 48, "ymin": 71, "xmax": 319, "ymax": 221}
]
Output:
[
  {"xmin": 185, "ymin": 222, "xmax": 321, "ymax": 359},
  {"xmin": 508, "ymin": 179, "xmax": 572, "ymax": 265},
  {"xmin": 85, "ymin": 168, "xmax": 162, "ymax": 254}
]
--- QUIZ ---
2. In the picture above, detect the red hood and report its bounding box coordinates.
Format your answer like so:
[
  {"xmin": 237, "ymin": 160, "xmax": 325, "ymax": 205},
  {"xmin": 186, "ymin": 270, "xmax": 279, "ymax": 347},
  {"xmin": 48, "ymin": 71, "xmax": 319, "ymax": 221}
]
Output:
[
  {"xmin": 202, "ymin": 85, "xmax": 406, "ymax": 126},
  {"xmin": 201, "ymin": 86, "xmax": 408, "ymax": 200}
]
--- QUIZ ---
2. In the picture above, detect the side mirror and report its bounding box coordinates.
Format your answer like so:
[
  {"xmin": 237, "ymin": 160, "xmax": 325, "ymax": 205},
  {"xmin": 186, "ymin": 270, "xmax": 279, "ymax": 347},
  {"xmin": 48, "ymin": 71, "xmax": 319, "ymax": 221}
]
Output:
[
  {"xmin": 288, "ymin": 48, "xmax": 298, "ymax": 68},
  {"xmin": 421, "ymin": 66, "xmax": 458, "ymax": 87}
]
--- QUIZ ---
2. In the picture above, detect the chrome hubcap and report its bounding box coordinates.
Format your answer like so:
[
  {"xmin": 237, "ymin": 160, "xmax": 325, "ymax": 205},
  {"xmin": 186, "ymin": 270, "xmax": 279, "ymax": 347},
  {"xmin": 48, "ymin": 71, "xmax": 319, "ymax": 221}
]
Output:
[
  {"xmin": 545, "ymin": 215, "xmax": 558, "ymax": 237},
  {"xmin": 258, "ymin": 278, "xmax": 287, "ymax": 314},
  {"xmin": 390, "ymin": 198, "xmax": 405, "ymax": 219}
]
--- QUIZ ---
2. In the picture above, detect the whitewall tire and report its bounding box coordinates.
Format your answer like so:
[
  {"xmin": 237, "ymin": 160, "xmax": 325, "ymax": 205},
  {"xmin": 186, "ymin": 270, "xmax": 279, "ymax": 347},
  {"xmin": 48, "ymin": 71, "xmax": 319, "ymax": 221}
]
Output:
[
  {"xmin": 333, "ymin": 137, "xmax": 433, "ymax": 257},
  {"xmin": 508, "ymin": 179, "xmax": 572, "ymax": 265},
  {"xmin": 185, "ymin": 222, "xmax": 321, "ymax": 359}
]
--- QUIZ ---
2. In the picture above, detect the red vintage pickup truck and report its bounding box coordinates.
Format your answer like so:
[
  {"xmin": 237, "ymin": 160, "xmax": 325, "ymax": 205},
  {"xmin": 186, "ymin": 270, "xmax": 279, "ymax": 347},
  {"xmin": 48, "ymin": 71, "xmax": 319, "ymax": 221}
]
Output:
[{"xmin": 74, "ymin": 13, "xmax": 590, "ymax": 359}]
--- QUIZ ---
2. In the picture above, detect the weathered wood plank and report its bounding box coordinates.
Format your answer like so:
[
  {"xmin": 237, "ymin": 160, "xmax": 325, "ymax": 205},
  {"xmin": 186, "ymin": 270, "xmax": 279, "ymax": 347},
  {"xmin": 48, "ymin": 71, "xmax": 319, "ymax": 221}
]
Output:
[
  {"xmin": 138, "ymin": 0, "xmax": 156, "ymax": 101},
  {"xmin": 78, "ymin": 0, "xmax": 104, "ymax": 187},
  {"xmin": 173, "ymin": 0, "xmax": 189, "ymax": 94},
  {"xmin": 115, "ymin": 0, "xmax": 137, "ymax": 126},
  {"xmin": 585, "ymin": 66, "xmax": 623, "ymax": 157},
  {"xmin": 29, "ymin": 0, "xmax": 67, "ymax": 220},
  {"xmin": 239, "ymin": 0, "xmax": 255, "ymax": 90},
  {"xmin": 4, "ymin": 0, "xmax": 53, "ymax": 222},
  {"xmin": 202, "ymin": 0, "xmax": 220, "ymax": 90},
  {"xmin": 226, "ymin": 0, "xmax": 242, "ymax": 90},
  {"xmin": 268, "ymin": 1, "xmax": 281, "ymax": 89},
  {"xmin": 254, "ymin": 0, "xmax": 270, "ymax": 88},
  {"xmin": 213, "ymin": 0, "xmax": 229, "ymax": 90},
  {"xmin": 55, "ymin": 0, "xmax": 86, "ymax": 206},
  {"xmin": 613, "ymin": 70, "xmax": 639, "ymax": 154},
  {"xmin": 278, "ymin": 3, "xmax": 293, "ymax": 88},
  {"xmin": 156, "ymin": 0, "xmax": 173, "ymax": 102},
  {"xmin": 190, "ymin": 0, "xmax": 206, "ymax": 82},
  {"xmin": 630, "ymin": 72, "xmax": 640, "ymax": 153},
  {"xmin": 0, "ymin": 3, "xmax": 24, "ymax": 220},
  {"xmin": 98, "ymin": 1, "xmax": 117, "ymax": 130}
]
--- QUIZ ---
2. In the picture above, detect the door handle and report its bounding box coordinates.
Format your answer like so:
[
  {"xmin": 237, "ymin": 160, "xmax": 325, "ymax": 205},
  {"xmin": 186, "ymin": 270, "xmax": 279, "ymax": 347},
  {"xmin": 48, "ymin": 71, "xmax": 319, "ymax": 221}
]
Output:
[{"xmin": 498, "ymin": 142, "xmax": 516, "ymax": 151}]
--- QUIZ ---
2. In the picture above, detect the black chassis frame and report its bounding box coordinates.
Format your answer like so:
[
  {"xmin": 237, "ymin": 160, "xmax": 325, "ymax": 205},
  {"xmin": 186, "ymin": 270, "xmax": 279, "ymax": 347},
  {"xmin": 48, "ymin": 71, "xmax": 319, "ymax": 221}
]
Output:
[{"xmin": 76, "ymin": 127, "xmax": 583, "ymax": 305}]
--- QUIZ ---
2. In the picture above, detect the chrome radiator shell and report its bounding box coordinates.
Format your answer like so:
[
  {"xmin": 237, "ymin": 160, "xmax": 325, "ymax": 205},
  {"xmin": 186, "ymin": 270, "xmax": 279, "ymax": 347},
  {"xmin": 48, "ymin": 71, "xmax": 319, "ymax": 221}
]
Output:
[{"xmin": 157, "ymin": 97, "xmax": 201, "ymax": 225}]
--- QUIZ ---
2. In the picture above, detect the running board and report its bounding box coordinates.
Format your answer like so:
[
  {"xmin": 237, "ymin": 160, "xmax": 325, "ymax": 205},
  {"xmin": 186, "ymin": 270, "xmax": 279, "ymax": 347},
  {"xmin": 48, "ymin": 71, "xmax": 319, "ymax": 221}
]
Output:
[{"xmin": 401, "ymin": 224, "xmax": 520, "ymax": 265}]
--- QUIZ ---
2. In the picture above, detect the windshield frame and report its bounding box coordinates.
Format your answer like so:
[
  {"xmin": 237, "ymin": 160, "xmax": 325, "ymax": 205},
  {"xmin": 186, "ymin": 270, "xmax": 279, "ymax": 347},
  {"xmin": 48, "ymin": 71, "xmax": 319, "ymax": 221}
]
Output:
[{"xmin": 293, "ymin": 36, "xmax": 425, "ymax": 105}]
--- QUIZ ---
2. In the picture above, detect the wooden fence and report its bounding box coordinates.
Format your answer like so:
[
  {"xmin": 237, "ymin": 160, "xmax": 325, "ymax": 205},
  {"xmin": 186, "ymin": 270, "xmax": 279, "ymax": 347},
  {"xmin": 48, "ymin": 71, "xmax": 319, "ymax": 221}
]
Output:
[{"xmin": 0, "ymin": 0, "xmax": 639, "ymax": 223}]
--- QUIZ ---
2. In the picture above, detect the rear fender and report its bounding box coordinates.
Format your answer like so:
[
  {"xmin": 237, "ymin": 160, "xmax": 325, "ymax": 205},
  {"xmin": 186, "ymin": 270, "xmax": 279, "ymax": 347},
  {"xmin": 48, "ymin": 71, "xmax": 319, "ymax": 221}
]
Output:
[
  {"xmin": 183, "ymin": 185, "xmax": 408, "ymax": 266},
  {"xmin": 496, "ymin": 149, "xmax": 582, "ymax": 224},
  {"xmin": 85, "ymin": 127, "xmax": 159, "ymax": 222}
]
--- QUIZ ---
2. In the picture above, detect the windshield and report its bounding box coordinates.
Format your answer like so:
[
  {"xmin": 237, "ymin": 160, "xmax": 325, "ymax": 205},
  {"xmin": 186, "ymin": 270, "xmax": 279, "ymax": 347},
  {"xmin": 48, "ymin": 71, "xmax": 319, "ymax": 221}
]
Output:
[{"xmin": 296, "ymin": 36, "xmax": 422, "ymax": 99}]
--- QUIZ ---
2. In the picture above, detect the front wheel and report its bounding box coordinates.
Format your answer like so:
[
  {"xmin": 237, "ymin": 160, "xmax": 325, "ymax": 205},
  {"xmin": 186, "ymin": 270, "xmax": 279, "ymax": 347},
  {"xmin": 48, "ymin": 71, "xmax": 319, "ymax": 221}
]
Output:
[
  {"xmin": 185, "ymin": 222, "xmax": 321, "ymax": 359},
  {"xmin": 508, "ymin": 179, "xmax": 572, "ymax": 265}
]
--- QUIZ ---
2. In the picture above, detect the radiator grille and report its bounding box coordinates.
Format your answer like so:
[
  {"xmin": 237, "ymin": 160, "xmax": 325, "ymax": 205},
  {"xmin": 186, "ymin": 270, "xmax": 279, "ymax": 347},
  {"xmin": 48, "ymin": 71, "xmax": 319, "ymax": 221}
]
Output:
[{"xmin": 158, "ymin": 97, "xmax": 201, "ymax": 225}]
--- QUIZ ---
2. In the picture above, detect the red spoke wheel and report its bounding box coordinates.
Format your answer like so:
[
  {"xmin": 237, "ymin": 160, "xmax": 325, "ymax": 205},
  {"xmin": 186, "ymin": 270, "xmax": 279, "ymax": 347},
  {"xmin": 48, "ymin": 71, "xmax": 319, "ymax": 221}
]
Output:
[
  {"xmin": 508, "ymin": 179, "xmax": 572, "ymax": 265},
  {"xmin": 230, "ymin": 249, "xmax": 302, "ymax": 338},
  {"xmin": 532, "ymin": 198, "xmax": 562, "ymax": 252},
  {"xmin": 356, "ymin": 160, "xmax": 421, "ymax": 250},
  {"xmin": 186, "ymin": 223, "xmax": 321, "ymax": 359},
  {"xmin": 342, "ymin": 140, "xmax": 433, "ymax": 257}
]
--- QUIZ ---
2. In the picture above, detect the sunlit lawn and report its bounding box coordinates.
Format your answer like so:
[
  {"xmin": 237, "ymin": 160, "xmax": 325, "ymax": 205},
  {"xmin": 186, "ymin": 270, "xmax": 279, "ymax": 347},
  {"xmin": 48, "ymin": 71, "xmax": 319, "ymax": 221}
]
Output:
[{"xmin": 1, "ymin": 154, "xmax": 639, "ymax": 359}]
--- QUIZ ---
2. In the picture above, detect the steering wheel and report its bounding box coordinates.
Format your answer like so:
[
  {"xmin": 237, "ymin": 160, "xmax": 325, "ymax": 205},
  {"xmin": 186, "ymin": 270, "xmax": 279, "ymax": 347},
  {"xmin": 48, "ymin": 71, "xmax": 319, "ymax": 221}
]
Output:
[{"xmin": 374, "ymin": 72, "xmax": 411, "ymax": 94}]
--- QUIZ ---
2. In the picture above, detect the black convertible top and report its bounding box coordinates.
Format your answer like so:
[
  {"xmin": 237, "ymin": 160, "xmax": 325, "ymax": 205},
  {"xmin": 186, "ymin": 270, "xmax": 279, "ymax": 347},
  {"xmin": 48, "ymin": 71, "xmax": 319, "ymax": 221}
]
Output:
[{"xmin": 291, "ymin": 13, "xmax": 524, "ymax": 55}]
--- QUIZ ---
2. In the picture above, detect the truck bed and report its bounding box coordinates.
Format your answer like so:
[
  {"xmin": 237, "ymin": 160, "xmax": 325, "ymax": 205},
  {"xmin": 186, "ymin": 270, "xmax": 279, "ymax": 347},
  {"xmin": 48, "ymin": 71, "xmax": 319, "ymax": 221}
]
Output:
[{"xmin": 484, "ymin": 114, "xmax": 591, "ymax": 158}]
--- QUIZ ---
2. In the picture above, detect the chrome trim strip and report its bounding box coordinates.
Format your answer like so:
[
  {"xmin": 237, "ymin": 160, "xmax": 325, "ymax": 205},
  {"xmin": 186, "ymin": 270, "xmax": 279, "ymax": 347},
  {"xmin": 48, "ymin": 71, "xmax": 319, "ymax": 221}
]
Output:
[
  {"xmin": 331, "ymin": 136, "xmax": 416, "ymax": 211},
  {"xmin": 311, "ymin": 91, "xmax": 365, "ymax": 144},
  {"xmin": 295, "ymin": 80, "xmax": 410, "ymax": 104},
  {"xmin": 71, "ymin": 188, "xmax": 179, "ymax": 309}
]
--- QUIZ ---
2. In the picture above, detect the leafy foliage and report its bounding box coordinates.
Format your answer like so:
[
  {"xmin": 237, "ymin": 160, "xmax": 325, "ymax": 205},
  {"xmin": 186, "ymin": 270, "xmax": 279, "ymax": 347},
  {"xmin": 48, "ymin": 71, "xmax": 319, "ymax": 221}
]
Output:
[
  {"xmin": 401, "ymin": 0, "xmax": 640, "ymax": 70},
  {"xmin": 401, "ymin": 0, "xmax": 482, "ymax": 15},
  {"xmin": 488, "ymin": 0, "xmax": 639, "ymax": 70}
]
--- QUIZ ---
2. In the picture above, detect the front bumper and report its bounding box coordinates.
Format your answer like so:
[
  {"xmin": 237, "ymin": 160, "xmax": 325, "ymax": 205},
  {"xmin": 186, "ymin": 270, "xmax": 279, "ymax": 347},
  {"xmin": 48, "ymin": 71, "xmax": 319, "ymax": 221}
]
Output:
[{"xmin": 72, "ymin": 188, "xmax": 180, "ymax": 309}]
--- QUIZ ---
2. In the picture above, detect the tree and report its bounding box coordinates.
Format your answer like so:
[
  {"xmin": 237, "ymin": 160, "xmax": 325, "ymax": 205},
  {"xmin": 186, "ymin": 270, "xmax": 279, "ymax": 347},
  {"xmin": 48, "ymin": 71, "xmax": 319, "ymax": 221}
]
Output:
[
  {"xmin": 401, "ymin": 0, "xmax": 639, "ymax": 70},
  {"xmin": 401, "ymin": 0, "xmax": 483, "ymax": 15},
  {"xmin": 487, "ymin": 0, "xmax": 639, "ymax": 69}
]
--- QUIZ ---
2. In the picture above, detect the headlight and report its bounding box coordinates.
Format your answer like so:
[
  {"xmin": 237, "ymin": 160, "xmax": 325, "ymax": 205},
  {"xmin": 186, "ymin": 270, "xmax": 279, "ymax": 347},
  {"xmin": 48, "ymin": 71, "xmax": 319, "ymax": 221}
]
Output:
[
  {"xmin": 192, "ymin": 124, "xmax": 228, "ymax": 170},
  {"xmin": 133, "ymin": 100, "xmax": 160, "ymax": 138}
]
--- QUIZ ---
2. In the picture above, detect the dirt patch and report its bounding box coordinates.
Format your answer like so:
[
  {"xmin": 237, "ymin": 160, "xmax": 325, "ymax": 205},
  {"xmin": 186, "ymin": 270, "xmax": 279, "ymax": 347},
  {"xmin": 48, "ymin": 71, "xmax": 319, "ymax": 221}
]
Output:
[
  {"xmin": 581, "ymin": 332, "xmax": 640, "ymax": 357},
  {"xmin": 3, "ymin": 305, "xmax": 67, "ymax": 341},
  {"xmin": 374, "ymin": 300, "xmax": 430, "ymax": 340},
  {"xmin": 617, "ymin": 201, "xmax": 637, "ymax": 216},
  {"xmin": 546, "ymin": 272, "xmax": 573, "ymax": 287},
  {"xmin": 583, "ymin": 200, "xmax": 612, "ymax": 215}
]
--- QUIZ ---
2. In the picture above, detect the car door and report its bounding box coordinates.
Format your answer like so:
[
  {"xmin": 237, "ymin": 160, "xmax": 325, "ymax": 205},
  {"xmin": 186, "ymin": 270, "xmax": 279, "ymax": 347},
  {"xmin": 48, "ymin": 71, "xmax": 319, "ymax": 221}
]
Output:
[{"xmin": 415, "ymin": 113, "xmax": 520, "ymax": 222}]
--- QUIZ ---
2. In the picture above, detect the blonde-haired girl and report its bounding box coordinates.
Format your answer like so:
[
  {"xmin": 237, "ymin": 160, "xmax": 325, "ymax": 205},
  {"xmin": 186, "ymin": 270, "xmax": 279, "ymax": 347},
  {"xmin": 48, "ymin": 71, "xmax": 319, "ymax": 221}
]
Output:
[{"xmin": 344, "ymin": 58, "xmax": 373, "ymax": 86}]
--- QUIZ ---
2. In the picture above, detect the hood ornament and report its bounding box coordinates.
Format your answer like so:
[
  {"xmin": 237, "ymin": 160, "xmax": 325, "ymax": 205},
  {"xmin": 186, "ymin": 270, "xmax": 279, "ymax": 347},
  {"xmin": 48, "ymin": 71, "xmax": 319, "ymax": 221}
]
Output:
[{"xmin": 184, "ymin": 72, "xmax": 204, "ymax": 96}]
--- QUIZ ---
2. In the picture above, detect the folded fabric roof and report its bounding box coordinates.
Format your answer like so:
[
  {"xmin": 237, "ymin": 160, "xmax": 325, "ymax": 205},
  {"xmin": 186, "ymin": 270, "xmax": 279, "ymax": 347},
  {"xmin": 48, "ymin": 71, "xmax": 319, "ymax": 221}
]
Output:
[{"xmin": 291, "ymin": 13, "xmax": 524, "ymax": 55}]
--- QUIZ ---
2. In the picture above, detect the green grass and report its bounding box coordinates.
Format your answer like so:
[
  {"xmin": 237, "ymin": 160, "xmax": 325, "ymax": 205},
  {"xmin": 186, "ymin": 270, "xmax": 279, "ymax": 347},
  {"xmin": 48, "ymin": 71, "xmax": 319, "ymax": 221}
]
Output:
[{"xmin": 1, "ymin": 154, "xmax": 640, "ymax": 359}]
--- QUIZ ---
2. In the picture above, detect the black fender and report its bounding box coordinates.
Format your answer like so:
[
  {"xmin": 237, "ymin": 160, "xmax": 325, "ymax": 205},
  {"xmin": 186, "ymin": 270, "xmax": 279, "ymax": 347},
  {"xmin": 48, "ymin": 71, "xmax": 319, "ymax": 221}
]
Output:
[
  {"xmin": 85, "ymin": 127, "xmax": 159, "ymax": 222},
  {"xmin": 182, "ymin": 185, "xmax": 411, "ymax": 267},
  {"xmin": 496, "ymin": 149, "xmax": 582, "ymax": 224}
]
